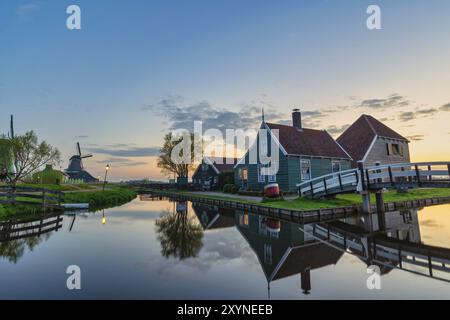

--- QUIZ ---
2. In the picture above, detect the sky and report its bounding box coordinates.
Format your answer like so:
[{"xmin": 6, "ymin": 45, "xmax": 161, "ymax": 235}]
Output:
[{"xmin": 0, "ymin": 0, "xmax": 449, "ymax": 181}]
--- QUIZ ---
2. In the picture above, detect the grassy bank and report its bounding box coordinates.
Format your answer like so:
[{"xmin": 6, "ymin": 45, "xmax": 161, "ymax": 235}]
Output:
[
  {"xmin": 150, "ymin": 188, "xmax": 450, "ymax": 211},
  {"xmin": 0, "ymin": 185, "xmax": 137, "ymax": 219},
  {"xmin": 63, "ymin": 187, "xmax": 137, "ymax": 211}
]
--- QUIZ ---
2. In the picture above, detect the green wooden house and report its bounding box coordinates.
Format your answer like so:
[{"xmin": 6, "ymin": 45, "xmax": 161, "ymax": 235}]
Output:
[{"xmin": 234, "ymin": 110, "xmax": 352, "ymax": 192}]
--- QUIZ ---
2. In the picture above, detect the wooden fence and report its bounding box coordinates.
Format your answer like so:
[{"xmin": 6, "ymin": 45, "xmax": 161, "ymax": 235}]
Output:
[{"xmin": 0, "ymin": 185, "xmax": 64, "ymax": 209}]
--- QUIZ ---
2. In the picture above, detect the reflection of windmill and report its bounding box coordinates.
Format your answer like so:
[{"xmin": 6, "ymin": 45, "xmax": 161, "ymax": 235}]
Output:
[{"xmin": 65, "ymin": 142, "xmax": 98, "ymax": 183}]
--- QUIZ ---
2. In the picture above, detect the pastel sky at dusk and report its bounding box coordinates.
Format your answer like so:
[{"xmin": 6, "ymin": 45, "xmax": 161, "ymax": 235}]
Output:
[{"xmin": 1, "ymin": 0, "xmax": 449, "ymax": 181}]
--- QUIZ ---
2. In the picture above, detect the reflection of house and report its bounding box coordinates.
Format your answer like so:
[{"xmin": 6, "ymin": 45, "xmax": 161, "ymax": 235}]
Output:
[
  {"xmin": 235, "ymin": 211, "xmax": 343, "ymax": 294},
  {"xmin": 234, "ymin": 110, "xmax": 352, "ymax": 192},
  {"xmin": 337, "ymin": 114, "xmax": 410, "ymax": 168},
  {"xmin": 191, "ymin": 204, "xmax": 235, "ymax": 231},
  {"xmin": 192, "ymin": 157, "xmax": 237, "ymax": 191}
]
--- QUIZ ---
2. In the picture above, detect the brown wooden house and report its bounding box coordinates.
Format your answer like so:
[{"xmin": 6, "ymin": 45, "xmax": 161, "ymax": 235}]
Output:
[{"xmin": 337, "ymin": 114, "xmax": 410, "ymax": 168}]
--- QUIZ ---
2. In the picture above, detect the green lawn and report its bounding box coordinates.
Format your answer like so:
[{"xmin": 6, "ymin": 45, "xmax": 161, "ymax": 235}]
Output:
[{"xmin": 151, "ymin": 188, "xmax": 450, "ymax": 211}]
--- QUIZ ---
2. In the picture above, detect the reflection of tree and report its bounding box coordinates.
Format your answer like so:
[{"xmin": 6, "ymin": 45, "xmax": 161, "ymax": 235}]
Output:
[
  {"xmin": 0, "ymin": 223, "xmax": 54, "ymax": 263},
  {"xmin": 155, "ymin": 209, "xmax": 204, "ymax": 260}
]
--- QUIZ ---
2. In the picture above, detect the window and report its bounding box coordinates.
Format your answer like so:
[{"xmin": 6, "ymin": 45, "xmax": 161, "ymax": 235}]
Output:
[
  {"xmin": 242, "ymin": 168, "xmax": 248, "ymax": 180},
  {"xmin": 239, "ymin": 212, "xmax": 249, "ymax": 227},
  {"xmin": 331, "ymin": 160, "xmax": 341, "ymax": 173},
  {"xmin": 260, "ymin": 135, "xmax": 268, "ymax": 156},
  {"xmin": 268, "ymin": 161, "xmax": 277, "ymax": 182},
  {"xmin": 258, "ymin": 164, "xmax": 265, "ymax": 183},
  {"xmin": 387, "ymin": 143, "xmax": 403, "ymax": 156},
  {"xmin": 300, "ymin": 159, "xmax": 311, "ymax": 181},
  {"xmin": 264, "ymin": 244, "xmax": 272, "ymax": 265}
]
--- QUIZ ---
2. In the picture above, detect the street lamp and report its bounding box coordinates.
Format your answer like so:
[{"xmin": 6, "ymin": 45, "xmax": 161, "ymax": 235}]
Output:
[{"xmin": 102, "ymin": 164, "xmax": 110, "ymax": 191}]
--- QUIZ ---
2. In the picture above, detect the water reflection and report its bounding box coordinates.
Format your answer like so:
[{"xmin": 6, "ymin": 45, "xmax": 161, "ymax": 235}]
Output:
[
  {"xmin": 0, "ymin": 215, "xmax": 62, "ymax": 263},
  {"xmin": 155, "ymin": 201, "xmax": 204, "ymax": 260}
]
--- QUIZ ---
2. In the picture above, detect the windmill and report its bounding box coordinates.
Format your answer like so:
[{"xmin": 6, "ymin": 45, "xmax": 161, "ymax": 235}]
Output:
[{"xmin": 65, "ymin": 142, "xmax": 97, "ymax": 182}]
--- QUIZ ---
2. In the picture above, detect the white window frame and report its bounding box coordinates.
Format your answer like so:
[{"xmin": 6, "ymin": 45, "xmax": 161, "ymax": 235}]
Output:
[
  {"xmin": 268, "ymin": 161, "xmax": 277, "ymax": 182},
  {"xmin": 300, "ymin": 159, "xmax": 311, "ymax": 181},
  {"xmin": 331, "ymin": 160, "xmax": 341, "ymax": 173},
  {"xmin": 257, "ymin": 164, "xmax": 265, "ymax": 183}
]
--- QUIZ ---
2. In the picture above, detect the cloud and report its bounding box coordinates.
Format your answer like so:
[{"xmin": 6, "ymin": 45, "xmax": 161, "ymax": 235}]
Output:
[
  {"xmin": 142, "ymin": 97, "xmax": 286, "ymax": 133},
  {"xmin": 360, "ymin": 94, "xmax": 409, "ymax": 109},
  {"xmin": 74, "ymin": 135, "xmax": 89, "ymax": 139},
  {"xmin": 326, "ymin": 124, "xmax": 350, "ymax": 135},
  {"xmin": 17, "ymin": 3, "xmax": 39, "ymax": 18},
  {"xmin": 96, "ymin": 158, "xmax": 149, "ymax": 167},
  {"xmin": 440, "ymin": 103, "xmax": 450, "ymax": 112},
  {"xmin": 405, "ymin": 134, "xmax": 425, "ymax": 141},
  {"xmin": 87, "ymin": 146, "xmax": 160, "ymax": 157},
  {"xmin": 398, "ymin": 108, "xmax": 438, "ymax": 122}
]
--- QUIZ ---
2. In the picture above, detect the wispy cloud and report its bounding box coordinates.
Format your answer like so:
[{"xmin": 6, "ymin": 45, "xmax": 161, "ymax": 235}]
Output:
[
  {"xmin": 87, "ymin": 146, "xmax": 160, "ymax": 157},
  {"xmin": 326, "ymin": 124, "xmax": 350, "ymax": 135},
  {"xmin": 142, "ymin": 96, "xmax": 286, "ymax": 133},
  {"xmin": 398, "ymin": 108, "xmax": 438, "ymax": 122},
  {"xmin": 360, "ymin": 94, "xmax": 410, "ymax": 109},
  {"xmin": 17, "ymin": 3, "xmax": 39, "ymax": 18},
  {"xmin": 440, "ymin": 103, "xmax": 450, "ymax": 112},
  {"xmin": 96, "ymin": 158, "xmax": 149, "ymax": 167},
  {"xmin": 406, "ymin": 134, "xmax": 425, "ymax": 141}
]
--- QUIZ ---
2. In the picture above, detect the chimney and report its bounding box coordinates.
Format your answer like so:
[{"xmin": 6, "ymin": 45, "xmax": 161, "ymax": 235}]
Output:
[{"xmin": 292, "ymin": 109, "xmax": 302, "ymax": 131}]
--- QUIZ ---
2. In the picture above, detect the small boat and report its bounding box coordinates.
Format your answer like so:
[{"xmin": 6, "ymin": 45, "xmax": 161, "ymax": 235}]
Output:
[{"xmin": 62, "ymin": 203, "xmax": 89, "ymax": 209}]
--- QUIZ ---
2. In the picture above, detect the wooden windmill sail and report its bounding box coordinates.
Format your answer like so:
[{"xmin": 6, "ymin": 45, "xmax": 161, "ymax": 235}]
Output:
[{"xmin": 65, "ymin": 142, "xmax": 97, "ymax": 182}]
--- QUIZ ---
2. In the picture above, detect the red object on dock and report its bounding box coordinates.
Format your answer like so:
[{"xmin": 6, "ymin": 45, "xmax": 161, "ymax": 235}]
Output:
[{"xmin": 264, "ymin": 183, "xmax": 280, "ymax": 198}]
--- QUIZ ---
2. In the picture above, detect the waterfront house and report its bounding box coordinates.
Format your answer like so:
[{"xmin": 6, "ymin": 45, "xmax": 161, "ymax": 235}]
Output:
[
  {"xmin": 192, "ymin": 157, "xmax": 237, "ymax": 191},
  {"xmin": 234, "ymin": 110, "xmax": 352, "ymax": 192},
  {"xmin": 337, "ymin": 114, "xmax": 410, "ymax": 168}
]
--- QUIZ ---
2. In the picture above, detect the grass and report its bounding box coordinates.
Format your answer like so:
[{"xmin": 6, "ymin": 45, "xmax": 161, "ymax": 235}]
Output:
[
  {"xmin": 63, "ymin": 187, "xmax": 137, "ymax": 211},
  {"xmin": 151, "ymin": 188, "xmax": 450, "ymax": 211},
  {"xmin": 0, "ymin": 184, "xmax": 137, "ymax": 219}
]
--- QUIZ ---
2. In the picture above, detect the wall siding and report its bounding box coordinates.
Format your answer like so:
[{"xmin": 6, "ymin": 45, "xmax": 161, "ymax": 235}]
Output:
[{"xmin": 364, "ymin": 137, "xmax": 410, "ymax": 167}]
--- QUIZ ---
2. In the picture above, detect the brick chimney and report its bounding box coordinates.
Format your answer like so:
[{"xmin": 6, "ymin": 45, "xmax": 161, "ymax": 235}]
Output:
[{"xmin": 292, "ymin": 109, "xmax": 302, "ymax": 131}]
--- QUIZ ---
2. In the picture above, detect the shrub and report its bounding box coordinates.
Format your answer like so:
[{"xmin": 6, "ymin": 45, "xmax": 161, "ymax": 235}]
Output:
[
  {"xmin": 230, "ymin": 185, "xmax": 239, "ymax": 194},
  {"xmin": 223, "ymin": 184, "xmax": 235, "ymax": 193}
]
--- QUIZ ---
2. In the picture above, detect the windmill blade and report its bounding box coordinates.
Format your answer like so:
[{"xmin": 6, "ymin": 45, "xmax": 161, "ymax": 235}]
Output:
[
  {"xmin": 76, "ymin": 142, "xmax": 82, "ymax": 156},
  {"xmin": 81, "ymin": 154, "xmax": 93, "ymax": 159},
  {"xmin": 9, "ymin": 115, "xmax": 14, "ymax": 139}
]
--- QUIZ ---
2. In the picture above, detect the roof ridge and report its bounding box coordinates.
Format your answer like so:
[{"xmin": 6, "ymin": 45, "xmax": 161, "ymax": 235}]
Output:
[{"xmin": 362, "ymin": 115, "xmax": 378, "ymax": 135}]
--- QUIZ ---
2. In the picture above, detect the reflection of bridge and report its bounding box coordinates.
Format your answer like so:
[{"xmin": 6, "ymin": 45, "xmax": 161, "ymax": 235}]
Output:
[
  {"xmin": 298, "ymin": 161, "xmax": 450, "ymax": 213},
  {"xmin": 298, "ymin": 162, "xmax": 450, "ymax": 199},
  {"xmin": 0, "ymin": 215, "xmax": 63, "ymax": 242},
  {"xmin": 306, "ymin": 218, "xmax": 450, "ymax": 282}
]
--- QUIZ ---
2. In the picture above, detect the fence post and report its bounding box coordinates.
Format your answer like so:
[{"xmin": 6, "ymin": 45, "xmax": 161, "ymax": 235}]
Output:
[
  {"xmin": 415, "ymin": 164, "xmax": 421, "ymax": 186},
  {"xmin": 427, "ymin": 165, "xmax": 432, "ymax": 181},
  {"xmin": 338, "ymin": 173, "xmax": 343, "ymax": 191},
  {"xmin": 388, "ymin": 166, "xmax": 394, "ymax": 186},
  {"xmin": 323, "ymin": 178, "xmax": 328, "ymax": 195},
  {"xmin": 358, "ymin": 161, "xmax": 366, "ymax": 191}
]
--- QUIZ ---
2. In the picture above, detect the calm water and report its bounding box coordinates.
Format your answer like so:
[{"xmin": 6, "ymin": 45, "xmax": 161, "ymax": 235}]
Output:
[{"xmin": 1, "ymin": 196, "xmax": 450, "ymax": 299}]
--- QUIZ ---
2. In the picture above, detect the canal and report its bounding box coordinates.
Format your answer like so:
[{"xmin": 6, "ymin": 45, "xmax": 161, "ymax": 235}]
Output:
[{"xmin": 0, "ymin": 197, "xmax": 449, "ymax": 299}]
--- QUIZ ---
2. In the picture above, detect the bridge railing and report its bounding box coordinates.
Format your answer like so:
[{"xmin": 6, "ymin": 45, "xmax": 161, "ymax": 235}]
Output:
[
  {"xmin": 364, "ymin": 161, "xmax": 450, "ymax": 189},
  {"xmin": 297, "ymin": 168, "xmax": 359, "ymax": 197}
]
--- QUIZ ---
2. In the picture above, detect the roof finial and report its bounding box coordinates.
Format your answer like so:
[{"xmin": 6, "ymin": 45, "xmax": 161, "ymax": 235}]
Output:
[{"xmin": 262, "ymin": 108, "xmax": 265, "ymax": 122}]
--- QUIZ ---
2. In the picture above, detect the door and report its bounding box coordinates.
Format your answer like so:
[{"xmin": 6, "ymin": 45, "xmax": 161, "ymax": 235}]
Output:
[{"xmin": 241, "ymin": 167, "xmax": 248, "ymax": 189}]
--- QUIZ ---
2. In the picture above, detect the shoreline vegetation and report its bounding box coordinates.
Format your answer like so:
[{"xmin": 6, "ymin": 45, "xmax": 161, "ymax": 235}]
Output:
[
  {"xmin": 0, "ymin": 183, "xmax": 137, "ymax": 219},
  {"xmin": 144, "ymin": 188, "xmax": 450, "ymax": 211}
]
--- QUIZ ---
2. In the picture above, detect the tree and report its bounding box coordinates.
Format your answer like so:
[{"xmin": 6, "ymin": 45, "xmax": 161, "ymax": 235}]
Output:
[
  {"xmin": 157, "ymin": 132, "xmax": 202, "ymax": 179},
  {"xmin": 4, "ymin": 131, "xmax": 61, "ymax": 185},
  {"xmin": 155, "ymin": 206, "xmax": 204, "ymax": 260}
]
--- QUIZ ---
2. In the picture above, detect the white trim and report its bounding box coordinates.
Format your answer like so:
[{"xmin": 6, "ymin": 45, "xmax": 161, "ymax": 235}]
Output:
[
  {"xmin": 203, "ymin": 157, "xmax": 220, "ymax": 174},
  {"xmin": 324, "ymin": 130, "xmax": 353, "ymax": 160},
  {"xmin": 263, "ymin": 122, "xmax": 288, "ymax": 156},
  {"xmin": 361, "ymin": 135, "xmax": 378, "ymax": 162}
]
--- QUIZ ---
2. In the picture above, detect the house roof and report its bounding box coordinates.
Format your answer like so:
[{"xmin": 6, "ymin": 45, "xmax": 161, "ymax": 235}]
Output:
[
  {"xmin": 265, "ymin": 122, "xmax": 351, "ymax": 159},
  {"xmin": 205, "ymin": 157, "xmax": 237, "ymax": 173},
  {"xmin": 337, "ymin": 114, "xmax": 408, "ymax": 163},
  {"xmin": 271, "ymin": 243, "xmax": 343, "ymax": 281}
]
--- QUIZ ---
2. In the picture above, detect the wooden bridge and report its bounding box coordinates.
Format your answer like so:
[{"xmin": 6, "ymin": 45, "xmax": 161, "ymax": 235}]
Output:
[
  {"xmin": 0, "ymin": 185, "xmax": 64, "ymax": 210},
  {"xmin": 298, "ymin": 161, "xmax": 450, "ymax": 199}
]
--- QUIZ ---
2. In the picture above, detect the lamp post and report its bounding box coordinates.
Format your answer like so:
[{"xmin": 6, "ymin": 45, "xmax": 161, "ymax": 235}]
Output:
[{"xmin": 102, "ymin": 164, "xmax": 110, "ymax": 191}]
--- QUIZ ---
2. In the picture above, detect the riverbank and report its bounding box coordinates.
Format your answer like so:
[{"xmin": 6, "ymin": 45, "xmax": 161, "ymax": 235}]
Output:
[
  {"xmin": 0, "ymin": 185, "xmax": 137, "ymax": 219},
  {"xmin": 145, "ymin": 188, "xmax": 450, "ymax": 223}
]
